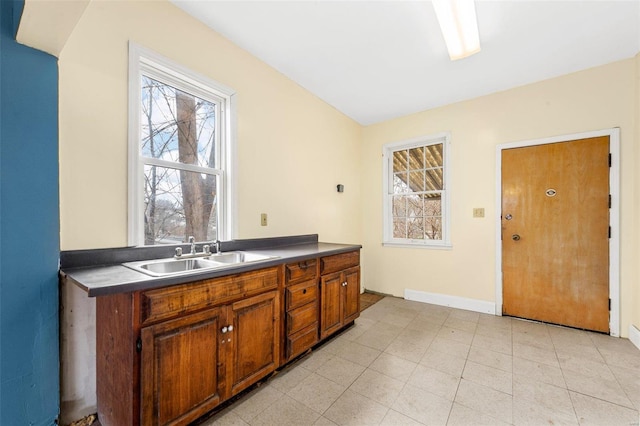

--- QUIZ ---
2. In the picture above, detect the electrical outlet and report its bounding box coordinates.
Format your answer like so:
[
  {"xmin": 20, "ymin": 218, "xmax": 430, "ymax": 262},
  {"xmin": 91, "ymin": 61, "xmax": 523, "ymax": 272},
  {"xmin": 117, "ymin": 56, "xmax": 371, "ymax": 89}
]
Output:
[
  {"xmin": 473, "ymin": 208, "xmax": 485, "ymax": 218},
  {"xmin": 261, "ymin": 213, "xmax": 268, "ymax": 226}
]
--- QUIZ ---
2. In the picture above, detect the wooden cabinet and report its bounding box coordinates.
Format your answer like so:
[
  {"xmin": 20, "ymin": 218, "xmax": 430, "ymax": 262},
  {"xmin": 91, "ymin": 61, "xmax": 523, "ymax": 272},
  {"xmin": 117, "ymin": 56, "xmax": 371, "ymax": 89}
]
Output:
[
  {"xmin": 95, "ymin": 250, "xmax": 360, "ymax": 426},
  {"xmin": 97, "ymin": 267, "xmax": 281, "ymax": 426},
  {"xmin": 141, "ymin": 307, "xmax": 226, "ymax": 425},
  {"xmin": 283, "ymin": 259, "xmax": 318, "ymax": 361},
  {"xmin": 320, "ymin": 252, "xmax": 360, "ymax": 339},
  {"xmin": 227, "ymin": 291, "xmax": 280, "ymax": 397}
]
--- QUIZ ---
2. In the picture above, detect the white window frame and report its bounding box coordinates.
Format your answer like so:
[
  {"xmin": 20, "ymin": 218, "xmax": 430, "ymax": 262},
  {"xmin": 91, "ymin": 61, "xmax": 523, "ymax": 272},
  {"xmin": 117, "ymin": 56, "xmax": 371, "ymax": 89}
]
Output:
[
  {"xmin": 382, "ymin": 132, "xmax": 452, "ymax": 249},
  {"xmin": 127, "ymin": 42, "xmax": 237, "ymax": 246}
]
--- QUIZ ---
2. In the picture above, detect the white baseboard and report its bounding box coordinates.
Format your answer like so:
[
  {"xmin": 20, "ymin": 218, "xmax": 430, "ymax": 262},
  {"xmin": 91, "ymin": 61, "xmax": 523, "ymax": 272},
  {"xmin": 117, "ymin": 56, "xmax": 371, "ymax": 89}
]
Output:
[
  {"xmin": 404, "ymin": 289, "xmax": 496, "ymax": 315},
  {"xmin": 629, "ymin": 325, "xmax": 640, "ymax": 351}
]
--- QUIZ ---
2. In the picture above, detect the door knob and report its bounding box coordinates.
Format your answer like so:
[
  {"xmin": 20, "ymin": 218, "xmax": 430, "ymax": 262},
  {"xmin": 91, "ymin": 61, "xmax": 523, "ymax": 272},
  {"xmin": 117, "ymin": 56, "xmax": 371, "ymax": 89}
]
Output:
[{"xmin": 512, "ymin": 234, "xmax": 521, "ymax": 241}]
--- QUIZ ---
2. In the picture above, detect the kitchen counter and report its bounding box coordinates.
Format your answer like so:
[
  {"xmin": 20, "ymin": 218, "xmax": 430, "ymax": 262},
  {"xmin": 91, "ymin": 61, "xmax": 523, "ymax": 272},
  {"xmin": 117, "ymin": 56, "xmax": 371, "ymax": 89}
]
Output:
[{"xmin": 60, "ymin": 235, "xmax": 361, "ymax": 297}]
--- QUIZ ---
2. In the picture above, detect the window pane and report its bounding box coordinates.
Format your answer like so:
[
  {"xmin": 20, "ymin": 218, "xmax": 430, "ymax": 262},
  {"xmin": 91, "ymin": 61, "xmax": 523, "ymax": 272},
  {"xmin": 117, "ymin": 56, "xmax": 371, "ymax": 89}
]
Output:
[
  {"xmin": 425, "ymin": 217, "xmax": 442, "ymax": 240},
  {"xmin": 392, "ymin": 195, "xmax": 407, "ymax": 217},
  {"xmin": 407, "ymin": 217, "xmax": 425, "ymax": 239},
  {"xmin": 141, "ymin": 75, "xmax": 217, "ymax": 168},
  {"xmin": 424, "ymin": 195, "xmax": 442, "ymax": 216},
  {"xmin": 426, "ymin": 168, "xmax": 443, "ymax": 190},
  {"xmin": 393, "ymin": 150, "xmax": 408, "ymax": 173},
  {"xmin": 144, "ymin": 165, "xmax": 217, "ymax": 245},
  {"xmin": 426, "ymin": 143, "xmax": 443, "ymax": 168},
  {"xmin": 393, "ymin": 217, "xmax": 407, "ymax": 238},
  {"xmin": 407, "ymin": 194, "xmax": 424, "ymax": 217},
  {"xmin": 408, "ymin": 147, "xmax": 425, "ymax": 170},
  {"xmin": 408, "ymin": 170, "xmax": 425, "ymax": 192},
  {"xmin": 393, "ymin": 172, "xmax": 409, "ymax": 194}
]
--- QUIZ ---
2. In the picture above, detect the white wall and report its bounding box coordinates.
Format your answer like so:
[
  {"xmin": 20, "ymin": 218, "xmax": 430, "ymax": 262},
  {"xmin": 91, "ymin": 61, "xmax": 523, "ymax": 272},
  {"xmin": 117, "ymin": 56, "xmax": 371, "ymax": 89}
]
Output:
[{"xmin": 361, "ymin": 59, "xmax": 638, "ymax": 337}]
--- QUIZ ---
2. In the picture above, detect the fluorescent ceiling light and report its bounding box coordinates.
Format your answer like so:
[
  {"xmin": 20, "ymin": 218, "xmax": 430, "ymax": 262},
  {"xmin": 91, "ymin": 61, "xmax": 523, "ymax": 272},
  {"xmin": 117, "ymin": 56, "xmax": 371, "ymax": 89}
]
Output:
[{"xmin": 432, "ymin": 0, "xmax": 481, "ymax": 61}]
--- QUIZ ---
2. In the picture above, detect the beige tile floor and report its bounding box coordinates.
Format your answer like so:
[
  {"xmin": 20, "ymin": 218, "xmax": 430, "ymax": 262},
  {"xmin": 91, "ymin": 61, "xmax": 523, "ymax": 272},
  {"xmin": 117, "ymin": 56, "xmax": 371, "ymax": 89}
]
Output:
[{"xmin": 201, "ymin": 297, "xmax": 640, "ymax": 426}]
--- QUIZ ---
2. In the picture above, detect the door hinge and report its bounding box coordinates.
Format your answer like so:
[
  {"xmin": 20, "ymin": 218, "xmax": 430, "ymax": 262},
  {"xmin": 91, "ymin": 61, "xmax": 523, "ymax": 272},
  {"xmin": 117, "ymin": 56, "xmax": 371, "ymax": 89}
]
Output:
[
  {"xmin": 608, "ymin": 194, "xmax": 612, "ymax": 209},
  {"xmin": 609, "ymin": 153, "xmax": 612, "ymax": 167},
  {"xmin": 608, "ymin": 226, "xmax": 612, "ymax": 239},
  {"xmin": 136, "ymin": 337, "xmax": 142, "ymax": 353}
]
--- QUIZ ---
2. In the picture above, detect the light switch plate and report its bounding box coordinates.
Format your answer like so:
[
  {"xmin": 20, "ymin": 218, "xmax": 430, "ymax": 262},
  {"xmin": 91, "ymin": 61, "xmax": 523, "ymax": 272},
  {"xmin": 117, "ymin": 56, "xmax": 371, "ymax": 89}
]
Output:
[{"xmin": 260, "ymin": 213, "xmax": 268, "ymax": 226}]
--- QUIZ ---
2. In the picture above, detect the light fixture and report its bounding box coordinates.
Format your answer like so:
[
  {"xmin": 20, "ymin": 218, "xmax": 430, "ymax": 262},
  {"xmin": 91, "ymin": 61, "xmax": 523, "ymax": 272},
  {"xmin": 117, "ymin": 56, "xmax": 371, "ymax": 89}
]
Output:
[{"xmin": 432, "ymin": 0, "xmax": 481, "ymax": 61}]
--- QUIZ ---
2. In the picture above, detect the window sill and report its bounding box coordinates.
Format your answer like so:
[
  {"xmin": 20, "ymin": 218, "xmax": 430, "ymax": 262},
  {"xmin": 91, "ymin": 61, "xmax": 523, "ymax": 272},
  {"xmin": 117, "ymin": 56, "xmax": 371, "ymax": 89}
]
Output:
[{"xmin": 382, "ymin": 242, "xmax": 453, "ymax": 250}]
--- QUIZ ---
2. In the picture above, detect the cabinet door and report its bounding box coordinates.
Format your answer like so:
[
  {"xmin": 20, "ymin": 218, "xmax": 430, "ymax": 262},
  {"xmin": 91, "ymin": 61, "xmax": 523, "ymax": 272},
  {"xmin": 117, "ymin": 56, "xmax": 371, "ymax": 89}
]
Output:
[
  {"xmin": 343, "ymin": 266, "xmax": 361, "ymax": 324},
  {"xmin": 141, "ymin": 307, "xmax": 226, "ymax": 426},
  {"xmin": 320, "ymin": 271, "xmax": 343, "ymax": 339},
  {"xmin": 227, "ymin": 291, "xmax": 280, "ymax": 396}
]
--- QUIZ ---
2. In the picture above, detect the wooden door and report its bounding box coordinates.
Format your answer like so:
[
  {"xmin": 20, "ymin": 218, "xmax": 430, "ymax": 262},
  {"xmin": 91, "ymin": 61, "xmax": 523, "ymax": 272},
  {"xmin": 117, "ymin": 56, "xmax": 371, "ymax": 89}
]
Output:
[
  {"xmin": 343, "ymin": 267, "xmax": 361, "ymax": 324},
  {"xmin": 141, "ymin": 307, "xmax": 226, "ymax": 426},
  {"xmin": 502, "ymin": 136, "xmax": 610, "ymax": 332},
  {"xmin": 320, "ymin": 272, "xmax": 343, "ymax": 339},
  {"xmin": 227, "ymin": 291, "xmax": 280, "ymax": 397}
]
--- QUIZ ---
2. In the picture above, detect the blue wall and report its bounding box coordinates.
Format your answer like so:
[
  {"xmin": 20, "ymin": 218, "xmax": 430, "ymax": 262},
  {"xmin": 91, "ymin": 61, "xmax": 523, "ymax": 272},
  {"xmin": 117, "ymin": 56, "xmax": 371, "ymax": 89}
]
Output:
[{"xmin": 0, "ymin": 0, "xmax": 60, "ymax": 424}]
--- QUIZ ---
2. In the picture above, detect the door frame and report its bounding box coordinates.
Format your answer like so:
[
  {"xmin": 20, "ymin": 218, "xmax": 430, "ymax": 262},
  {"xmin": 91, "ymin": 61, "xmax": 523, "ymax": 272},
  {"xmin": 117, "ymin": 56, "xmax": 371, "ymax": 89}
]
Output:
[{"xmin": 495, "ymin": 128, "xmax": 620, "ymax": 336}]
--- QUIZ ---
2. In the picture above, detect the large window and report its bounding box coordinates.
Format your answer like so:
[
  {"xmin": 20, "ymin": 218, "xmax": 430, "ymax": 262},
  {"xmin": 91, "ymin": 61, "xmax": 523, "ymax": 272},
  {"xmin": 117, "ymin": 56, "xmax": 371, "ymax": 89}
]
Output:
[
  {"xmin": 383, "ymin": 133, "xmax": 451, "ymax": 248},
  {"xmin": 129, "ymin": 44, "xmax": 235, "ymax": 246}
]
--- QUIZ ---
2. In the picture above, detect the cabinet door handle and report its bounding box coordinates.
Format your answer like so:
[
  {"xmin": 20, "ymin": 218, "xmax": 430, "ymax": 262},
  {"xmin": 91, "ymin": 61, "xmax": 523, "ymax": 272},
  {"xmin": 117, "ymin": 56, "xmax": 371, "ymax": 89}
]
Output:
[
  {"xmin": 342, "ymin": 282, "xmax": 347, "ymax": 287},
  {"xmin": 221, "ymin": 326, "xmax": 228, "ymax": 334},
  {"xmin": 228, "ymin": 325, "xmax": 234, "ymax": 332}
]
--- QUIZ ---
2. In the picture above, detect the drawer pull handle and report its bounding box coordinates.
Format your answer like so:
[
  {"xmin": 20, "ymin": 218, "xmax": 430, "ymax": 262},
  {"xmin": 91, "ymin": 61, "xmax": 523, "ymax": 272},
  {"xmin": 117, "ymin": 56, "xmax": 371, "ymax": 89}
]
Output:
[
  {"xmin": 302, "ymin": 289, "xmax": 307, "ymax": 294},
  {"xmin": 299, "ymin": 262, "xmax": 308, "ymax": 270}
]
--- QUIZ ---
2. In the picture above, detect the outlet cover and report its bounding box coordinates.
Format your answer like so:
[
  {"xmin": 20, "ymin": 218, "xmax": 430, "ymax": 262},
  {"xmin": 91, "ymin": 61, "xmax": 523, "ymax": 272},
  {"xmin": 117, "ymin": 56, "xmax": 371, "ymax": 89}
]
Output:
[
  {"xmin": 473, "ymin": 208, "xmax": 485, "ymax": 218},
  {"xmin": 260, "ymin": 213, "xmax": 268, "ymax": 226}
]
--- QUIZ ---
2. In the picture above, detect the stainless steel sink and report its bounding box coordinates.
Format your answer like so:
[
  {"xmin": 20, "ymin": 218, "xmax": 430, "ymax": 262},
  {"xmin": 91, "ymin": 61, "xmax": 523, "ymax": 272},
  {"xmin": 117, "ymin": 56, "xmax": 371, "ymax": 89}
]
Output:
[
  {"xmin": 124, "ymin": 258, "xmax": 223, "ymax": 277},
  {"xmin": 205, "ymin": 251, "xmax": 275, "ymax": 264},
  {"xmin": 124, "ymin": 251, "xmax": 278, "ymax": 277}
]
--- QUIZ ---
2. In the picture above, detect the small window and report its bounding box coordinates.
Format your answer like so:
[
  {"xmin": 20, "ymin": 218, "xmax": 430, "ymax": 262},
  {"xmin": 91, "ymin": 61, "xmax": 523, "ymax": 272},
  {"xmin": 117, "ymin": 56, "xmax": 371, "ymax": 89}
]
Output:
[
  {"xmin": 129, "ymin": 44, "xmax": 235, "ymax": 246},
  {"xmin": 383, "ymin": 133, "xmax": 451, "ymax": 248}
]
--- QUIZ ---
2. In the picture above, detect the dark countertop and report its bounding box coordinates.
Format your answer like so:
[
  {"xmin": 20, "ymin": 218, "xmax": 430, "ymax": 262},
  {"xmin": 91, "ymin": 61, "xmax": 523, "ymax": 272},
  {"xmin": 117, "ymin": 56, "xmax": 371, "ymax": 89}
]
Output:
[{"xmin": 61, "ymin": 238, "xmax": 361, "ymax": 297}]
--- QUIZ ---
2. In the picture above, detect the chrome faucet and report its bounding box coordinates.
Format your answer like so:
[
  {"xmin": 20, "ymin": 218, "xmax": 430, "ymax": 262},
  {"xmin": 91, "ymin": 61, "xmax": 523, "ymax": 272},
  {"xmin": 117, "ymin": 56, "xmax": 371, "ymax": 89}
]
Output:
[
  {"xmin": 189, "ymin": 236, "xmax": 196, "ymax": 255},
  {"xmin": 174, "ymin": 236, "xmax": 217, "ymax": 258}
]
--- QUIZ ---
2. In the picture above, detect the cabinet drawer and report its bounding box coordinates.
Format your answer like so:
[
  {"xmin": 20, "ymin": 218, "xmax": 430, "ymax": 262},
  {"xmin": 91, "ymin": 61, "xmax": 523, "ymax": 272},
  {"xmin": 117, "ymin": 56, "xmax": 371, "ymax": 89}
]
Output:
[
  {"xmin": 285, "ymin": 259, "xmax": 317, "ymax": 283},
  {"xmin": 320, "ymin": 251, "xmax": 359, "ymax": 275},
  {"xmin": 287, "ymin": 323, "xmax": 318, "ymax": 360},
  {"xmin": 287, "ymin": 302, "xmax": 318, "ymax": 335},
  {"xmin": 286, "ymin": 280, "xmax": 318, "ymax": 311},
  {"xmin": 141, "ymin": 267, "xmax": 279, "ymax": 325}
]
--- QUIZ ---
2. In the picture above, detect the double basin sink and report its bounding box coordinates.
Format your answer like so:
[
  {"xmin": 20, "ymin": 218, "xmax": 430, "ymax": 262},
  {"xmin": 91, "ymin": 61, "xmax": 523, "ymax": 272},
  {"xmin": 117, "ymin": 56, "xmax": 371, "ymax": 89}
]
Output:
[{"xmin": 124, "ymin": 251, "xmax": 278, "ymax": 277}]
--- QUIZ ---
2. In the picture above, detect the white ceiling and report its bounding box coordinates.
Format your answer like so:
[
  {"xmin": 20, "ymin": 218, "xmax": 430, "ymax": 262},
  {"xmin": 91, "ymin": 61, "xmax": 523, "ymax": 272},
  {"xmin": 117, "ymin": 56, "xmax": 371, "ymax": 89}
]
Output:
[{"xmin": 171, "ymin": 0, "xmax": 640, "ymax": 125}]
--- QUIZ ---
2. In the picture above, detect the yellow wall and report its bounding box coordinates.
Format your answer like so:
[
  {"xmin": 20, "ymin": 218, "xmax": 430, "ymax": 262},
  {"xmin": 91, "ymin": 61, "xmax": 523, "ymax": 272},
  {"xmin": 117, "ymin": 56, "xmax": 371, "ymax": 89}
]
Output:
[
  {"xmin": 53, "ymin": 0, "xmax": 361, "ymax": 421},
  {"xmin": 361, "ymin": 59, "xmax": 637, "ymax": 337},
  {"xmin": 19, "ymin": 0, "xmax": 640, "ymax": 420},
  {"xmin": 58, "ymin": 0, "xmax": 362, "ymax": 251}
]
